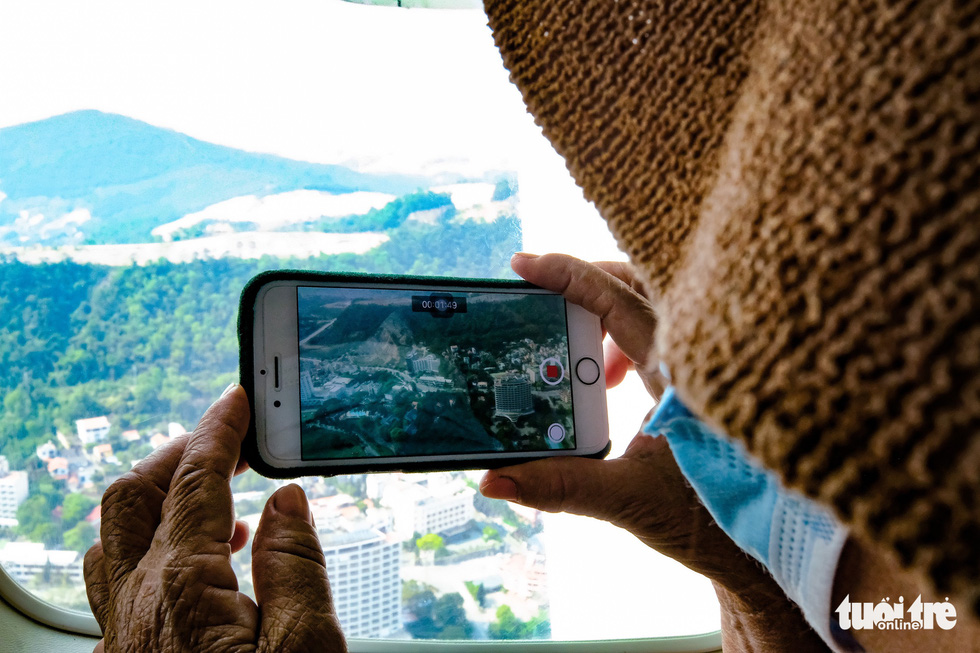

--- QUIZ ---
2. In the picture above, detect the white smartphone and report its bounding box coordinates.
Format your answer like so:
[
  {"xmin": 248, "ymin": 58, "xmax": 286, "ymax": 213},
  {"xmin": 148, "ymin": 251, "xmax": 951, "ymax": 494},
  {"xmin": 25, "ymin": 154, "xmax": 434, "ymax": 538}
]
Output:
[{"xmin": 239, "ymin": 271, "xmax": 610, "ymax": 476}]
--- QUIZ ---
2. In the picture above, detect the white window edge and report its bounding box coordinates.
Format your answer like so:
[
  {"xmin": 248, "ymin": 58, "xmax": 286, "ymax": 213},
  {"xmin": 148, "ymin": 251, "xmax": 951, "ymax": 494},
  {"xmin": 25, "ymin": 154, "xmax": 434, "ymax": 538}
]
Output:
[
  {"xmin": 1, "ymin": 563, "xmax": 721, "ymax": 650},
  {"xmin": 1, "ymin": 380, "xmax": 719, "ymax": 651},
  {"xmin": 344, "ymin": 635, "xmax": 723, "ymax": 652},
  {"xmin": 0, "ymin": 561, "xmax": 101, "ymax": 636}
]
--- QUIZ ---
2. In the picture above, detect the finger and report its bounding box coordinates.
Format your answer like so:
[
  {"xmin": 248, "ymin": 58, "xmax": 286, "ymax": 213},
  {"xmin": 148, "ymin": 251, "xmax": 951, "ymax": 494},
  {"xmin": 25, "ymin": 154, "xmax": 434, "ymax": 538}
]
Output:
[
  {"xmin": 234, "ymin": 457, "xmax": 250, "ymax": 477},
  {"xmin": 592, "ymin": 260, "xmax": 652, "ymax": 299},
  {"xmin": 480, "ymin": 452, "xmax": 652, "ymax": 521},
  {"xmin": 479, "ymin": 434, "xmax": 697, "ymax": 541},
  {"xmin": 253, "ymin": 485, "xmax": 345, "ymax": 650},
  {"xmin": 511, "ymin": 253, "xmax": 659, "ymax": 371},
  {"xmin": 83, "ymin": 541, "xmax": 110, "ymax": 633},
  {"xmin": 97, "ymin": 432, "xmax": 193, "ymax": 594},
  {"xmin": 604, "ymin": 339, "xmax": 634, "ymax": 388},
  {"xmin": 158, "ymin": 384, "xmax": 251, "ymax": 550},
  {"xmin": 230, "ymin": 519, "xmax": 250, "ymax": 554}
]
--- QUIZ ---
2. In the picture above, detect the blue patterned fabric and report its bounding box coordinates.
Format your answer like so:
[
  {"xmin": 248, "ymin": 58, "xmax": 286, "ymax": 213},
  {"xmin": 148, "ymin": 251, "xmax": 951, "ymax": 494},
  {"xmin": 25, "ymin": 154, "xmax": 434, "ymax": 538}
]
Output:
[{"xmin": 643, "ymin": 387, "xmax": 858, "ymax": 652}]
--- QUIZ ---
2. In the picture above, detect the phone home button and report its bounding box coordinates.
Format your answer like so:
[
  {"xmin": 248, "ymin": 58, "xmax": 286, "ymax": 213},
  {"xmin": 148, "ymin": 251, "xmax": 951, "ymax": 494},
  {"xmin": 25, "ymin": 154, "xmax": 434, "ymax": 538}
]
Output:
[{"xmin": 575, "ymin": 357, "xmax": 600, "ymax": 385}]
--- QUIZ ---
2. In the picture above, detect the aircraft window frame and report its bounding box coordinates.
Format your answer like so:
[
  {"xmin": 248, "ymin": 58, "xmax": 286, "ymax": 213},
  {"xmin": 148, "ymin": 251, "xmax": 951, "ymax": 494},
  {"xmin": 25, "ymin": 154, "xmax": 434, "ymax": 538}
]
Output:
[
  {"xmin": 1, "ymin": 558, "xmax": 722, "ymax": 651},
  {"xmin": 0, "ymin": 2, "xmax": 724, "ymax": 648}
]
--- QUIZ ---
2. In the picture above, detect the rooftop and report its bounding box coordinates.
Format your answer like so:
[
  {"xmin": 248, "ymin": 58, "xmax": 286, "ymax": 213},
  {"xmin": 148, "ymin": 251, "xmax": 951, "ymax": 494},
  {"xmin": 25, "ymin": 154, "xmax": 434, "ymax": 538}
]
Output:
[
  {"xmin": 0, "ymin": 542, "xmax": 79, "ymax": 567},
  {"xmin": 76, "ymin": 416, "xmax": 110, "ymax": 429}
]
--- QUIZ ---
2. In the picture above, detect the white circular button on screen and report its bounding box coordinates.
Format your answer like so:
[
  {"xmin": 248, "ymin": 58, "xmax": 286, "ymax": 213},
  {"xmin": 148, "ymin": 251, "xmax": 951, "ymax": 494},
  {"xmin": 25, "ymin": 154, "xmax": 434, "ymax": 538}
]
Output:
[
  {"xmin": 575, "ymin": 357, "xmax": 601, "ymax": 385},
  {"xmin": 547, "ymin": 423, "xmax": 566, "ymax": 443}
]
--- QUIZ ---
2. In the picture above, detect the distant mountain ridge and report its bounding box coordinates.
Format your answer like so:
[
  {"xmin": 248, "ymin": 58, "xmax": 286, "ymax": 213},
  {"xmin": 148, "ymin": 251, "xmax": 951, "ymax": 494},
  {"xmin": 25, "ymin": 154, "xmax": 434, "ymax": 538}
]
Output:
[{"xmin": 0, "ymin": 111, "xmax": 431, "ymax": 245}]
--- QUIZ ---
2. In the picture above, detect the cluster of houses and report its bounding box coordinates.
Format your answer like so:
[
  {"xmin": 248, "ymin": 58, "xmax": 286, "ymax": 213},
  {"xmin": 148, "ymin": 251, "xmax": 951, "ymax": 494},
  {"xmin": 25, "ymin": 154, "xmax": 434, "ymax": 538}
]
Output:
[
  {"xmin": 0, "ymin": 415, "xmax": 191, "ymax": 587},
  {"xmin": 33, "ymin": 416, "xmax": 186, "ymax": 492}
]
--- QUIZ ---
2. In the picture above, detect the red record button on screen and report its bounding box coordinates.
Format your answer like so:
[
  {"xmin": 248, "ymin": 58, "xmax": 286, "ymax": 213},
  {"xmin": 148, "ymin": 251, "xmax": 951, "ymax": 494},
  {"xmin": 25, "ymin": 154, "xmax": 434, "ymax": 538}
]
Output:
[{"xmin": 539, "ymin": 357, "xmax": 564, "ymax": 386}]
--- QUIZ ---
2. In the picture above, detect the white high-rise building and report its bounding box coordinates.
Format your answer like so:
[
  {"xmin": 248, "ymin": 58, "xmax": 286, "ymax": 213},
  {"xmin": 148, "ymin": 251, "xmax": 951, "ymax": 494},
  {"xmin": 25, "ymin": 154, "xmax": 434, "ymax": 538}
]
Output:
[
  {"xmin": 410, "ymin": 354, "xmax": 440, "ymax": 374},
  {"xmin": 320, "ymin": 529, "xmax": 401, "ymax": 638},
  {"xmin": 300, "ymin": 371, "xmax": 315, "ymax": 403},
  {"xmin": 493, "ymin": 374, "xmax": 533, "ymax": 419},
  {"xmin": 0, "ymin": 457, "xmax": 29, "ymax": 522}
]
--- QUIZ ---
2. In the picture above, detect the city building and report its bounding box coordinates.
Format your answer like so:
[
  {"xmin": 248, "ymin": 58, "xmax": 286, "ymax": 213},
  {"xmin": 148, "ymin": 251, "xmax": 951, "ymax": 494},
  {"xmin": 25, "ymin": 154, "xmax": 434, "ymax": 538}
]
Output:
[
  {"xmin": 0, "ymin": 542, "xmax": 84, "ymax": 585},
  {"xmin": 76, "ymin": 416, "xmax": 110, "ymax": 445},
  {"xmin": 300, "ymin": 370, "xmax": 315, "ymax": 403},
  {"xmin": 121, "ymin": 429, "xmax": 142, "ymax": 443},
  {"xmin": 320, "ymin": 529, "xmax": 401, "ymax": 638},
  {"xmin": 76, "ymin": 465, "xmax": 96, "ymax": 487},
  {"xmin": 418, "ymin": 374, "xmax": 453, "ymax": 390},
  {"xmin": 320, "ymin": 376, "xmax": 353, "ymax": 398},
  {"xmin": 149, "ymin": 433, "xmax": 170, "ymax": 450},
  {"xmin": 503, "ymin": 549, "xmax": 548, "ymax": 599},
  {"xmin": 85, "ymin": 505, "xmax": 102, "ymax": 529},
  {"xmin": 168, "ymin": 422, "xmax": 186, "ymax": 438},
  {"xmin": 411, "ymin": 489, "xmax": 475, "ymax": 536},
  {"xmin": 0, "ymin": 457, "xmax": 29, "ymax": 522},
  {"xmin": 89, "ymin": 443, "xmax": 114, "ymax": 464},
  {"xmin": 46, "ymin": 457, "xmax": 69, "ymax": 480},
  {"xmin": 409, "ymin": 354, "xmax": 440, "ymax": 374},
  {"xmin": 35, "ymin": 440, "xmax": 58, "ymax": 462},
  {"xmin": 493, "ymin": 374, "xmax": 534, "ymax": 420},
  {"xmin": 382, "ymin": 474, "xmax": 475, "ymax": 537}
]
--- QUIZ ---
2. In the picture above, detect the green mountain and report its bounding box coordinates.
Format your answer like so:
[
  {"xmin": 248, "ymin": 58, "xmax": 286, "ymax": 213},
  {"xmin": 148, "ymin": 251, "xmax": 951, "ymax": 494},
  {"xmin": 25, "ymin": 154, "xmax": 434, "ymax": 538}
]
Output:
[{"xmin": 0, "ymin": 110, "xmax": 430, "ymax": 245}]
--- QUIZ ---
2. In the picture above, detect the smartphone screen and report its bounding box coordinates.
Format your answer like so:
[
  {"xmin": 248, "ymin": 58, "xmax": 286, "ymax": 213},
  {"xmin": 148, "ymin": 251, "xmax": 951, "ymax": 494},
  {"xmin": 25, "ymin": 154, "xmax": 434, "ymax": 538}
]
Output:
[{"xmin": 295, "ymin": 285, "xmax": 576, "ymax": 460}]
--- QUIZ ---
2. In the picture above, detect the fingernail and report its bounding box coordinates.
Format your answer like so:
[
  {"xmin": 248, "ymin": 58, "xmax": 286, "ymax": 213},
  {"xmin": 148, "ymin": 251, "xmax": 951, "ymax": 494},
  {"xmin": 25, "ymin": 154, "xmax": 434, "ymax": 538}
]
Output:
[
  {"xmin": 274, "ymin": 484, "xmax": 312, "ymax": 524},
  {"xmin": 221, "ymin": 383, "xmax": 239, "ymax": 398},
  {"xmin": 511, "ymin": 252, "xmax": 539, "ymax": 261},
  {"xmin": 480, "ymin": 474, "xmax": 518, "ymax": 501}
]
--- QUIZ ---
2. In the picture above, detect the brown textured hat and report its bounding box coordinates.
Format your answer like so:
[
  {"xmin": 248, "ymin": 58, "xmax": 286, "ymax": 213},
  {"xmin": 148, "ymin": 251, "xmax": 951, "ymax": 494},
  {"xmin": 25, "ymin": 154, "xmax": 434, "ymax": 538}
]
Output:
[{"xmin": 485, "ymin": 0, "xmax": 980, "ymax": 616}]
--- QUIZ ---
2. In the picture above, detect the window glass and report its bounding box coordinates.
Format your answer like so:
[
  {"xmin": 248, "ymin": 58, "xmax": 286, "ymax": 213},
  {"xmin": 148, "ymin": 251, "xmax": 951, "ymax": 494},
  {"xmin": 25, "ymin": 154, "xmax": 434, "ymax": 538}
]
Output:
[{"xmin": 0, "ymin": 0, "xmax": 720, "ymax": 640}]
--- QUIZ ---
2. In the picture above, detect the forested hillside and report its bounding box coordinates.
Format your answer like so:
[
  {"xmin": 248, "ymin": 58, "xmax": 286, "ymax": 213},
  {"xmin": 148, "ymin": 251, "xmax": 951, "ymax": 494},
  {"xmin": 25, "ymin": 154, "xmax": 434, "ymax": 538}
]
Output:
[
  {"xmin": 0, "ymin": 213, "xmax": 521, "ymax": 467},
  {"xmin": 0, "ymin": 111, "xmax": 428, "ymax": 246}
]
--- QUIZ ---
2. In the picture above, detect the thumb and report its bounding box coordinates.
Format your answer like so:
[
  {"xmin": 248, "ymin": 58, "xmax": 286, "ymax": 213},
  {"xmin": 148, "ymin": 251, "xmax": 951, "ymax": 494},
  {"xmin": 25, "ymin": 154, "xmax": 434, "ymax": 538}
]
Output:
[
  {"xmin": 252, "ymin": 484, "xmax": 346, "ymax": 651},
  {"xmin": 480, "ymin": 455, "xmax": 645, "ymax": 522}
]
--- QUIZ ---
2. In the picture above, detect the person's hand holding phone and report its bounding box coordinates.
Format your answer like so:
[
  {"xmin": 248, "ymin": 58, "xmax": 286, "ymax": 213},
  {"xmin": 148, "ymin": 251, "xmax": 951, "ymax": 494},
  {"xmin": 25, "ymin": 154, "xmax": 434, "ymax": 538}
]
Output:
[
  {"xmin": 508, "ymin": 252, "xmax": 667, "ymax": 397},
  {"xmin": 480, "ymin": 254, "xmax": 827, "ymax": 647},
  {"xmin": 83, "ymin": 386, "xmax": 346, "ymax": 653},
  {"xmin": 481, "ymin": 253, "xmax": 745, "ymax": 571}
]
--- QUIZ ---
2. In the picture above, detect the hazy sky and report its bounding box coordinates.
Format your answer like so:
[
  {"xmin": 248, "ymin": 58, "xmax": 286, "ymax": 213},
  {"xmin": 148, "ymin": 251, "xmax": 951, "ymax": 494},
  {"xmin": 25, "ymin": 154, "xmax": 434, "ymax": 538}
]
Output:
[
  {"xmin": 0, "ymin": 1, "xmax": 525, "ymax": 170},
  {"xmin": 0, "ymin": 0, "xmax": 622, "ymax": 259}
]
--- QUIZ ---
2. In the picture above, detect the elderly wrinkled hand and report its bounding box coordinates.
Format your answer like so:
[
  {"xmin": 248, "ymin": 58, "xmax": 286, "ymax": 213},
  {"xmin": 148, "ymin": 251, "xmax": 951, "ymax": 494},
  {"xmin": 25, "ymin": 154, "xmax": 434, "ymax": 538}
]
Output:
[
  {"xmin": 83, "ymin": 385, "xmax": 346, "ymax": 653},
  {"xmin": 481, "ymin": 253, "xmax": 800, "ymax": 598}
]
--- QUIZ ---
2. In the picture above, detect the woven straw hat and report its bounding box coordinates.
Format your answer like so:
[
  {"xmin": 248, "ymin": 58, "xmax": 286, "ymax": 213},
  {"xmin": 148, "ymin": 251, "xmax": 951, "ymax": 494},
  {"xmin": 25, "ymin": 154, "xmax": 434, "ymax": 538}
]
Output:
[{"xmin": 485, "ymin": 0, "xmax": 980, "ymax": 617}]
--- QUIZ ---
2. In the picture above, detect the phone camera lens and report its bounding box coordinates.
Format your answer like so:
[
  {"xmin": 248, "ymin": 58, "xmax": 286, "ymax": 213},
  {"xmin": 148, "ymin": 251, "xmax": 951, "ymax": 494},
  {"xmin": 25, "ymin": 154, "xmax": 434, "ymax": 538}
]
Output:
[
  {"xmin": 260, "ymin": 369, "xmax": 266, "ymax": 375},
  {"xmin": 273, "ymin": 400, "xmax": 281, "ymax": 408}
]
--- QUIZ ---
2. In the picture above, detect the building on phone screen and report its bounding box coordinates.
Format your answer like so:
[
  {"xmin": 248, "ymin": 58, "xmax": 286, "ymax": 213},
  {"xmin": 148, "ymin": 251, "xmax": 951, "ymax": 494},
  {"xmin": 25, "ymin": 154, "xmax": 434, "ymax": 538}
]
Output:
[{"xmin": 493, "ymin": 374, "xmax": 534, "ymax": 420}]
